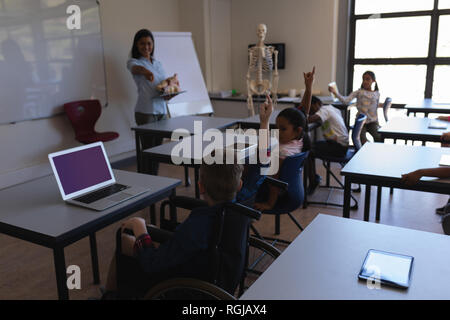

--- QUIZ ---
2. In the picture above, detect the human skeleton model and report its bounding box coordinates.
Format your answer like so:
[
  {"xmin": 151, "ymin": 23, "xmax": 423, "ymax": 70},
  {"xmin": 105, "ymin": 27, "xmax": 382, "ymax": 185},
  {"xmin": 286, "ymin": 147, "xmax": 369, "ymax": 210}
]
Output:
[{"xmin": 246, "ymin": 24, "xmax": 279, "ymax": 116}]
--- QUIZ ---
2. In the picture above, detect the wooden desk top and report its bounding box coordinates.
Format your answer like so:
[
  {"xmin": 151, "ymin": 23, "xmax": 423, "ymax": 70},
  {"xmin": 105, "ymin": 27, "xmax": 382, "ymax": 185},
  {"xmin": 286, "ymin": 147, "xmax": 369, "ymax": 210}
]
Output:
[{"xmin": 241, "ymin": 214, "xmax": 450, "ymax": 300}]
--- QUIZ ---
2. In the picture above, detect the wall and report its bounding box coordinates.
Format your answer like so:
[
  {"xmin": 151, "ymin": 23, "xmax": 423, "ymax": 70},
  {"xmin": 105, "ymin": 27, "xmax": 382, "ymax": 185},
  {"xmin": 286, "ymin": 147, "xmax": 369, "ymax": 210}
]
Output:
[
  {"xmin": 230, "ymin": 0, "xmax": 339, "ymax": 95},
  {"xmin": 179, "ymin": 0, "xmax": 232, "ymax": 93},
  {"xmin": 0, "ymin": 0, "xmax": 180, "ymax": 189}
]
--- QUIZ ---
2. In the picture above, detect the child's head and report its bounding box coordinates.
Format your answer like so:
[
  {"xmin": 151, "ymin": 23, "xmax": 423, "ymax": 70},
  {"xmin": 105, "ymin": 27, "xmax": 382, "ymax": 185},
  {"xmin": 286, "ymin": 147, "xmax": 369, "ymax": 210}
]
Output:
[
  {"xmin": 310, "ymin": 96, "xmax": 323, "ymax": 115},
  {"xmin": 361, "ymin": 71, "xmax": 379, "ymax": 91},
  {"xmin": 131, "ymin": 29, "xmax": 155, "ymax": 59},
  {"xmin": 276, "ymin": 108, "xmax": 306, "ymax": 144},
  {"xmin": 199, "ymin": 157, "xmax": 243, "ymax": 204}
]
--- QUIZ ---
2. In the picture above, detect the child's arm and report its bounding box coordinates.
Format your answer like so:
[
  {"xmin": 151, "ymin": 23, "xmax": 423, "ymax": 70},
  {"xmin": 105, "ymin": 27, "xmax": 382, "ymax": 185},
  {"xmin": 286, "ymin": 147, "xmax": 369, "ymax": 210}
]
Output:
[
  {"xmin": 308, "ymin": 114, "xmax": 322, "ymax": 124},
  {"xmin": 298, "ymin": 67, "xmax": 315, "ymax": 116},
  {"xmin": 401, "ymin": 167, "xmax": 450, "ymax": 186},
  {"xmin": 329, "ymin": 86, "xmax": 358, "ymax": 104},
  {"xmin": 438, "ymin": 116, "xmax": 450, "ymax": 122}
]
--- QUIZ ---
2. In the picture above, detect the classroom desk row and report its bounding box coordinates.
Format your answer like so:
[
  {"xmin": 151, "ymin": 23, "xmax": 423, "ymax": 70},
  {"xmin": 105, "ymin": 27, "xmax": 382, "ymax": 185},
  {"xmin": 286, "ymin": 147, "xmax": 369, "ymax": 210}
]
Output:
[{"xmin": 133, "ymin": 112, "xmax": 450, "ymax": 222}]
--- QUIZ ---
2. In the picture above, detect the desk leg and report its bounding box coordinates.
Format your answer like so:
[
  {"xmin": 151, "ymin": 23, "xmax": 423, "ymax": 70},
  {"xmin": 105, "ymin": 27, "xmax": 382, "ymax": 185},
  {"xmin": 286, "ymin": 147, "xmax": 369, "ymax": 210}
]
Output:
[
  {"xmin": 194, "ymin": 166, "xmax": 200, "ymax": 199},
  {"xmin": 53, "ymin": 247, "xmax": 68, "ymax": 300},
  {"xmin": 150, "ymin": 204, "xmax": 156, "ymax": 225},
  {"xmin": 184, "ymin": 167, "xmax": 191, "ymax": 187},
  {"xmin": 343, "ymin": 178, "xmax": 351, "ymax": 218},
  {"xmin": 169, "ymin": 189, "xmax": 177, "ymax": 223},
  {"xmin": 89, "ymin": 233, "xmax": 100, "ymax": 284},
  {"xmin": 135, "ymin": 133, "xmax": 142, "ymax": 173},
  {"xmin": 376, "ymin": 186, "xmax": 382, "ymax": 221},
  {"xmin": 364, "ymin": 185, "xmax": 371, "ymax": 222}
]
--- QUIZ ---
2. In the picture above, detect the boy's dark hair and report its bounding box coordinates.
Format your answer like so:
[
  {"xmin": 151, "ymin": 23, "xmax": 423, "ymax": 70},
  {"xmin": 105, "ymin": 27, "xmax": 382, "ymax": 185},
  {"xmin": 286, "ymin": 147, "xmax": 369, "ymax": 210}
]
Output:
[
  {"xmin": 277, "ymin": 107, "xmax": 311, "ymax": 151},
  {"xmin": 131, "ymin": 29, "xmax": 155, "ymax": 59},
  {"xmin": 311, "ymin": 96, "xmax": 322, "ymax": 107},
  {"xmin": 361, "ymin": 71, "xmax": 379, "ymax": 91},
  {"xmin": 200, "ymin": 158, "xmax": 244, "ymax": 203}
]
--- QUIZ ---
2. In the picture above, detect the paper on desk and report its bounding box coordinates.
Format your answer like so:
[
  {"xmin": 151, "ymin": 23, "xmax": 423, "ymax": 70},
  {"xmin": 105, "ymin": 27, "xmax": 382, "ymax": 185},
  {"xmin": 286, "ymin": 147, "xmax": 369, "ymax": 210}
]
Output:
[
  {"xmin": 428, "ymin": 119, "xmax": 448, "ymax": 130},
  {"xmin": 439, "ymin": 154, "xmax": 450, "ymax": 167}
]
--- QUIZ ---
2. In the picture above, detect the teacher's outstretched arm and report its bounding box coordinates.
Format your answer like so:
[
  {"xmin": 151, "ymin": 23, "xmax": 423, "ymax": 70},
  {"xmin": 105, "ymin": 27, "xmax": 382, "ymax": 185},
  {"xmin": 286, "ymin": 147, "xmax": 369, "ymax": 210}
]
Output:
[{"xmin": 131, "ymin": 65, "xmax": 154, "ymax": 82}]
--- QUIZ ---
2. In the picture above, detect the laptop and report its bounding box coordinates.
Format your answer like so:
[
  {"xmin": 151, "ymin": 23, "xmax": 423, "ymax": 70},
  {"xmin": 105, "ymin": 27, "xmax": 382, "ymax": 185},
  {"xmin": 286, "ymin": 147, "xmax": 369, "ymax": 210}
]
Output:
[{"xmin": 48, "ymin": 142, "xmax": 149, "ymax": 211}]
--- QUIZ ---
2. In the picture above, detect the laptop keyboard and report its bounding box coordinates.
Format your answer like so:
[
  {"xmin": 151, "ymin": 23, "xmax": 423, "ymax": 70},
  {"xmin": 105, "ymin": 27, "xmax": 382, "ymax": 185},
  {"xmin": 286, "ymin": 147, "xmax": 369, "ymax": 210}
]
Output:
[{"xmin": 74, "ymin": 184, "xmax": 129, "ymax": 204}]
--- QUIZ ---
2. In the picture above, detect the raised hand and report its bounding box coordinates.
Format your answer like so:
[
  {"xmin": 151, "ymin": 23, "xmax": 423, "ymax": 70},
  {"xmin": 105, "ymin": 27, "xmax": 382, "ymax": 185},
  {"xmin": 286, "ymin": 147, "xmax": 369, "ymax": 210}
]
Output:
[
  {"xmin": 259, "ymin": 93, "xmax": 273, "ymax": 126},
  {"xmin": 303, "ymin": 66, "xmax": 315, "ymax": 88}
]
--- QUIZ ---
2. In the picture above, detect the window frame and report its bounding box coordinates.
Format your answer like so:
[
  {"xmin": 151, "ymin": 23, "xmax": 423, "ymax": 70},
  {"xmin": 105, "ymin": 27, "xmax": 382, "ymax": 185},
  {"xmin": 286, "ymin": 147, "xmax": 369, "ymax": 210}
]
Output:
[{"xmin": 347, "ymin": 0, "xmax": 450, "ymax": 105}]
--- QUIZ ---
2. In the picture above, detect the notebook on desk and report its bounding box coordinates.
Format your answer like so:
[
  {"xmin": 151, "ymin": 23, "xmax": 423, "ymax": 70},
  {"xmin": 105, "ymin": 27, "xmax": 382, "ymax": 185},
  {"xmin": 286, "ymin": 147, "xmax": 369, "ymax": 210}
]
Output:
[
  {"xmin": 428, "ymin": 119, "xmax": 448, "ymax": 129},
  {"xmin": 48, "ymin": 142, "xmax": 149, "ymax": 211}
]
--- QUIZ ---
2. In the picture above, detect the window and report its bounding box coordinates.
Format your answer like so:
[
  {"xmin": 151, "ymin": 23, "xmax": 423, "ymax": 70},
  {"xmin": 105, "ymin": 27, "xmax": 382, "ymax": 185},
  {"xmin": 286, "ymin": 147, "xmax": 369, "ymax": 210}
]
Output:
[{"xmin": 348, "ymin": 0, "xmax": 450, "ymax": 104}]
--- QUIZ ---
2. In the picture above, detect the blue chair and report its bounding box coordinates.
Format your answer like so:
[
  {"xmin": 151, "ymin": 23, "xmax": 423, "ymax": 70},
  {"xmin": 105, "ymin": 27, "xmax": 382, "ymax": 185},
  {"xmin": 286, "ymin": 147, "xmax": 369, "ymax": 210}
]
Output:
[
  {"xmin": 305, "ymin": 114, "xmax": 367, "ymax": 209},
  {"xmin": 251, "ymin": 151, "xmax": 309, "ymax": 244}
]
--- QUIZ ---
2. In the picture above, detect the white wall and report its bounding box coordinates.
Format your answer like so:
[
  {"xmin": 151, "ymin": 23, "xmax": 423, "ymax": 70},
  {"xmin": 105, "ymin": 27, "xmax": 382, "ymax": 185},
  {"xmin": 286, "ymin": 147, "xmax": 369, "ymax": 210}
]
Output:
[
  {"xmin": 0, "ymin": 0, "xmax": 180, "ymax": 189},
  {"xmin": 179, "ymin": 0, "xmax": 232, "ymax": 93},
  {"xmin": 230, "ymin": 0, "xmax": 339, "ymax": 95}
]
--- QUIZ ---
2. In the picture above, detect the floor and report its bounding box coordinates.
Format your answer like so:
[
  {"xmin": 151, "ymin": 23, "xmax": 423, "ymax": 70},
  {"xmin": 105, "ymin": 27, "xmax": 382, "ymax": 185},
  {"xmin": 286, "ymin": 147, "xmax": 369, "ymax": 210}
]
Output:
[{"xmin": 0, "ymin": 157, "xmax": 447, "ymax": 300}]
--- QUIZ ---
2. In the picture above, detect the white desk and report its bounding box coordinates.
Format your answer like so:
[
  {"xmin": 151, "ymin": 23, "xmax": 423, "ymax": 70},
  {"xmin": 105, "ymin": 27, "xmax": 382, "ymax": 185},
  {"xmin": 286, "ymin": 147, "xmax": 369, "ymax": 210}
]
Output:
[{"xmin": 241, "ymin": 214, "xmax": 450, "ymax": 300}]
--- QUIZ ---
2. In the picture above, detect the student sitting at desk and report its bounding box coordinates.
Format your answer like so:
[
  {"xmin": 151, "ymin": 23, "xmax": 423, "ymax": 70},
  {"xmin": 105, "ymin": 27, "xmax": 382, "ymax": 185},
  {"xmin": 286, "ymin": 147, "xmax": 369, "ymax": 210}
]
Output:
[
  {"xmin": 304, "ymin": 95, "xmax": 350, "ymax": 195},
  {"xmin": 238, "ymin": 68, "xmax": 315, "ymax": 209},
  {"xmin": 103, "ymin": 158, "xmax": 244, "ymax": 299},
  {"xmin": 252, "ymin": 68, "xmax": 314, "ymax": 211},
  {"xmin": 328, "ymin": 71, "xmax": 383, "ymax": 144}
]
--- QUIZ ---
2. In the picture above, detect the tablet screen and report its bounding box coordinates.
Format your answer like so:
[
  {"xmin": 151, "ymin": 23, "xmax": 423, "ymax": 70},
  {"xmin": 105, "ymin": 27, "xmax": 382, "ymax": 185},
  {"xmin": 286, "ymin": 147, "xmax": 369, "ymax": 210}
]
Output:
[{"xmin": 359, "ymin": 249, "xmax": 414, "ymax": 289}]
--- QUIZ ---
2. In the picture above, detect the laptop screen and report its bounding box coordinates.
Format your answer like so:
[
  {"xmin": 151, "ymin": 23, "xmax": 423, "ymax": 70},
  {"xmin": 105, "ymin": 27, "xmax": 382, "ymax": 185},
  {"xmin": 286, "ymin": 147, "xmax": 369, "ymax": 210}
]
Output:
[{"xmin": 52, "ymin": 145, "xmax": 112, "ymax": 196}]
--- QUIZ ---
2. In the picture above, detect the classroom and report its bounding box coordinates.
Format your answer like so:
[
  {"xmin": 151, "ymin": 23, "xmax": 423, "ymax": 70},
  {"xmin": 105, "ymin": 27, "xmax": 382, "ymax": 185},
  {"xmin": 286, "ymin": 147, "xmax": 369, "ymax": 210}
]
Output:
[{"xmin": 0, "ymin": 0, "xmax": 449, "ymax": 302}]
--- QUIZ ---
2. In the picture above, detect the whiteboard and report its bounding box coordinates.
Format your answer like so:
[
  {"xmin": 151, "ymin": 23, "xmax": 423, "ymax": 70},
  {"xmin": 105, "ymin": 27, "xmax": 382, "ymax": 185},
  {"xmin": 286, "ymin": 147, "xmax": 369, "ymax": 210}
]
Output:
[
  {"xmin": 153, "ymin": 32, "xmax": 213, "ymax": 117},
  {"xmin": 0, "ymin": 0, "xmax": 107, "ymax": 124}
]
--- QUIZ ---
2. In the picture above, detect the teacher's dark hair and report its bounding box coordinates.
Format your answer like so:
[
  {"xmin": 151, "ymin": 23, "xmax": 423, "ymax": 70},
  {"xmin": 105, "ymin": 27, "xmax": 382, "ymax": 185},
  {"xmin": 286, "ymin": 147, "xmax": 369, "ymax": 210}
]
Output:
[{"xmin": 131, "ymin": 29, "xmax": 155, "ymax": 59}]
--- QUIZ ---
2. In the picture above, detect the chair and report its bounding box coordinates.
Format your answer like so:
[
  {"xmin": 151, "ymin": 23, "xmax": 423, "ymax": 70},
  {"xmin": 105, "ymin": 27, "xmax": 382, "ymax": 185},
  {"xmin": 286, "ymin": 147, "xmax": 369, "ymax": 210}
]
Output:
[
  {"xmin": 306, "ymin": 114, "xmax": 367, "ymax": 210},
  {"xmin": 115, "ymin": 197, "xmax": 280, "ymax": 300},
  {"xmin": 63, "ymin": 100, "xmax": 119, "ymax": 144},
  {"xmin": 251, "ymin": 151, "xmax": 310, "ymax": 244}
]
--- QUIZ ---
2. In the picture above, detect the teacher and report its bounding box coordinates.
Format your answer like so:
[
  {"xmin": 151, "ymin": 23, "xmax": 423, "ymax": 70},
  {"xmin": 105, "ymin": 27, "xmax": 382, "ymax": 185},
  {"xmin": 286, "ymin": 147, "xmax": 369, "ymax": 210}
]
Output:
[{"xmin": 127, "ymin": 29, "xmax": 171, "ymax": 174}]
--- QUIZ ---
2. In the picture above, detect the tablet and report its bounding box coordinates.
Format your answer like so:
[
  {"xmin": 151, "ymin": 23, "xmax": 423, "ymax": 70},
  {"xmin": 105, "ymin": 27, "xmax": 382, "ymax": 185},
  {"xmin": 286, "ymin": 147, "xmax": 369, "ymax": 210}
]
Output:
[{"xmin": 358, "ymin": 249, "xmax": 414, "ymax": 289}]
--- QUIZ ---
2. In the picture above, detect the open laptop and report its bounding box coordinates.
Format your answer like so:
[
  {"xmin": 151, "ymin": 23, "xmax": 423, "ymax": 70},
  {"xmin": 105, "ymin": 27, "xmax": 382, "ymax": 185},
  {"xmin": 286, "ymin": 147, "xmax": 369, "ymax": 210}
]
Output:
[{"xmin": 48, "ymin": 142, "xmax": 149, "ymax": 211}]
